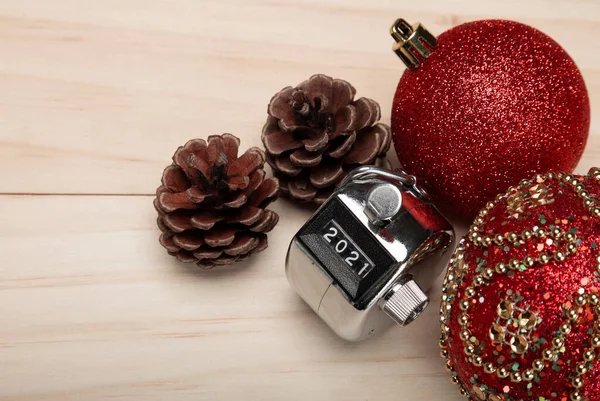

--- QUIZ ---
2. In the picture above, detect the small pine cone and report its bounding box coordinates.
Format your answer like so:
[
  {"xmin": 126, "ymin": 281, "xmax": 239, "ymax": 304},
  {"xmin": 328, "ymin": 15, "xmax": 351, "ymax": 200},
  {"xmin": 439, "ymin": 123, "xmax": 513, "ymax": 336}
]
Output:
[
  {"xmin": 154, "ymin": 134, "xmax": 280, "ymax": 269},
  {"xmin": 262, "ymin": 74, "xmax": 392, "ymax": 204}
]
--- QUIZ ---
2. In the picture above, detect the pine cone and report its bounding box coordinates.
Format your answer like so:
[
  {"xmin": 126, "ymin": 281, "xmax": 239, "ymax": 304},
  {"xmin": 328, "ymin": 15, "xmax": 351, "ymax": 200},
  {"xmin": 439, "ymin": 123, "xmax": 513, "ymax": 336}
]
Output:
[
  {"xmin": 262, "ymin": 74, "xmax": 392, "ymax": 204},
  {"xmin": 154, "ymin": 134, "xmax": 280, "ymax": 269}
]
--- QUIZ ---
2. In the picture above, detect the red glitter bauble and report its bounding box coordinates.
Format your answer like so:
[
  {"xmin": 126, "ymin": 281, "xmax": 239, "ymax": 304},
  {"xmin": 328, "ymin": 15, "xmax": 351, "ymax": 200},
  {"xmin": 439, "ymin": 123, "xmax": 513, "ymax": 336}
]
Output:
[
  {"xmin": 391, "ymin": 20, "xmax": 590, "ymax": 221},
  {"xmin": 440, "ymin": 168, "xmax": 600, "ymax": 401}
]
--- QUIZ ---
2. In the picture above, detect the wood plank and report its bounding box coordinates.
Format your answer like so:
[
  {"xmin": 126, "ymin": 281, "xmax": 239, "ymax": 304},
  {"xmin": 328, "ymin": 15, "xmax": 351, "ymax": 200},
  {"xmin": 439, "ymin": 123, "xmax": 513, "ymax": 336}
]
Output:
[
  {"xmin": 0, "ymin": 0, "xmax": 598, "ymax": 194},
  {"xmin": 0, "ymin": 195, "xmax": 452, "ymax": 400}
]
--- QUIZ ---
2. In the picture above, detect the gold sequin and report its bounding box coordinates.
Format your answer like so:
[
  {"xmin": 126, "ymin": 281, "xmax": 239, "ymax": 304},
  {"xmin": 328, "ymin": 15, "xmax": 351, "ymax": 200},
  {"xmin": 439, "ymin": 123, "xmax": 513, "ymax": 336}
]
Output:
[
  {"xmin": 472, "ymin": 386, "xmax": 486, "ymax": 401},
  {"xmin": 517, "ymin": 310, "xmax": 537, "ymax": 330},
  {"xmin": 509, "ymin": 335, "xmax": 529, "ymax": 354},
  {"xmin": 497, "ymin": 300, "xmax": 513, "ymax": 320},
  {"xmin": 489, "ymin": 324, "xmax": 505, "ymax": 344}
]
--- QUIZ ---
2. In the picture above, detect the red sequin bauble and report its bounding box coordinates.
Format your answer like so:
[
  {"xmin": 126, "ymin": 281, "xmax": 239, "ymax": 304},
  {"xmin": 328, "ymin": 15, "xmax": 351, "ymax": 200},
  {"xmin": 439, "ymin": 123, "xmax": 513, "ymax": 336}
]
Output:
[
  {"xmin": 391, "ymin": 20, "xmax": 590, "ymax": 221},
  {"xmin": 440, "ymin": 168, "xmax": 600, "ymax": 401}
]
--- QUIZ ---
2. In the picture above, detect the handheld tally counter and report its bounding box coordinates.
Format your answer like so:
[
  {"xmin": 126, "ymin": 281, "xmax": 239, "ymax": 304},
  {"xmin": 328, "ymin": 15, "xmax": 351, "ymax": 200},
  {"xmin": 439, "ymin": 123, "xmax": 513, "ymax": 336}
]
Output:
[{"xmin": 285, "ymin": 166, "xmax": 455, "ymax": 341}]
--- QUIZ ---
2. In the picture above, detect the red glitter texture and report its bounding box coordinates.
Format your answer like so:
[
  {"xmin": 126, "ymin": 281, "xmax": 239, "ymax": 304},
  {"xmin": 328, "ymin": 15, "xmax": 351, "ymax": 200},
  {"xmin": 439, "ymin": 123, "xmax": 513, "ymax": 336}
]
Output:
[
  {"xmin": 391, "ymin": 20, "xmax": 590, "ymax": 221},
  {"xmin": 442, "ymin": 171, "xmax": 600, "ymax": 401}
]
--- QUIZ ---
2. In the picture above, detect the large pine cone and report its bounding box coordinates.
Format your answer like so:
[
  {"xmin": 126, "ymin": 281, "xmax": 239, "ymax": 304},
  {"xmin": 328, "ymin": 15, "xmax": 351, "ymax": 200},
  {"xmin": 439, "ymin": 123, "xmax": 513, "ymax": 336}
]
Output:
[
  {"xmin": 262, "ymin": 74, "xmax": 392, "ymax": 204},
  {"xmin": 154, "ymin": 134, "xmax": 279, "ymax": 269}
]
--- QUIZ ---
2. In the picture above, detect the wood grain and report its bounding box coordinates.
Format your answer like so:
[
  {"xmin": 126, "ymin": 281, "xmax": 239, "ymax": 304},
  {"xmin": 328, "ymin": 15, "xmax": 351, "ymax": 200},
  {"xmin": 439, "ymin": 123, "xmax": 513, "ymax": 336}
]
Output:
[{"xmin": 0, "ymin": 1, "xmax": 598, "ymax": 400}]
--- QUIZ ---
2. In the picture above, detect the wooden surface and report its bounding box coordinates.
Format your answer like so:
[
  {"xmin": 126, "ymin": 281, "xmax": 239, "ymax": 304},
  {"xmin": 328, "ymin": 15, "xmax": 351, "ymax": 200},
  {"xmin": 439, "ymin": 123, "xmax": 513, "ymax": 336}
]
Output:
[{"xmin": 0, "ymin": 1, "xmax": 599, "ymax": 400}]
